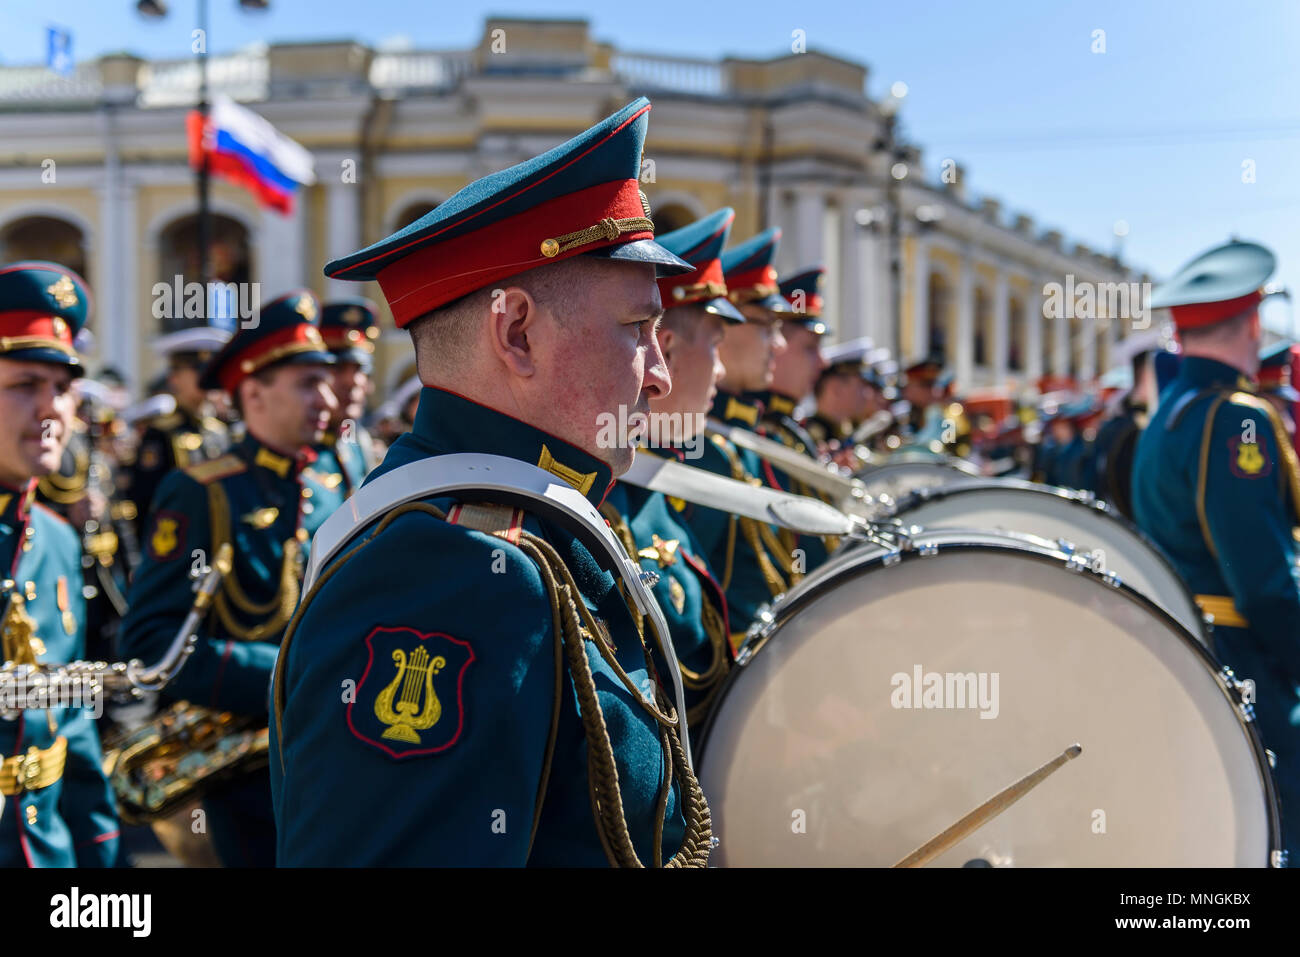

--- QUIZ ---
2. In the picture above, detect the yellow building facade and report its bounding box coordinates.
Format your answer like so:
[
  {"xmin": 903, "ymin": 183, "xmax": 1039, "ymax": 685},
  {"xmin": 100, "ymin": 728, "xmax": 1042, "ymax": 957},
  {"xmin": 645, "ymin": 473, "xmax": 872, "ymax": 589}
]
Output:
[{"xmin": 0, "ymin": 17, "xmax": 1145, "ymax": 399}]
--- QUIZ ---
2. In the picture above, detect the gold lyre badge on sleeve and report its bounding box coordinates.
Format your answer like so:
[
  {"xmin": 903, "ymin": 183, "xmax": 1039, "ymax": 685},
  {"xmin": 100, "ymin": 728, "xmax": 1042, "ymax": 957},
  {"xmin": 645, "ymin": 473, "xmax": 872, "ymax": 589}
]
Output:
[{"xmin": 348, "ymin": 626, "xmax": 475, "ymax": 759}]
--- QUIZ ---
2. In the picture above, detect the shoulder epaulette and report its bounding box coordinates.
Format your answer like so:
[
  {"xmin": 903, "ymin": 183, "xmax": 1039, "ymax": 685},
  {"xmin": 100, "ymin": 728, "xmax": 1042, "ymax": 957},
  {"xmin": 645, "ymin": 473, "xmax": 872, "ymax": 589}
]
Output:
[
  {"xmin": 1225, "ymin": 390, "xmax": 1273, "ymax": 414},
  {"xmin": 183, "ymin": 453, "xmax": 247, "ymax": 485},
  {"xmin": 144, "ymin": 411, "xmax": 184, "ymax": 431}
]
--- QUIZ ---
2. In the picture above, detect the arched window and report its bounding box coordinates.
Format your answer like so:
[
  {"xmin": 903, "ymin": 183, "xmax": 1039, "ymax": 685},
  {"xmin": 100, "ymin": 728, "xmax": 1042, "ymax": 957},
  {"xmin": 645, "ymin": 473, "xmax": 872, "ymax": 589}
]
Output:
[
  {"xmin": 973, "ymin": 286, "xmax": 991, "ymax": 368},
  {"xmin": 156, "ymin": 213, "xmax": 252, "ymax": 334},
  {"xmin": 651, "ymin": 203, "xmax": 695, "ymax": 236},
  {"xmin": 1008, "ymin": 297, "xmax": 1024, "ymax": 372},
  {"xmin": 1, "ymin": 216, "xmax": 88, "ymax": 278},
  {"xmin": 392, "ymin": 200, "xmax": 438, "ymax": 233},
  {"xmin": 927, "ymin": 271, "xmax": 951, "ymax": 362}
]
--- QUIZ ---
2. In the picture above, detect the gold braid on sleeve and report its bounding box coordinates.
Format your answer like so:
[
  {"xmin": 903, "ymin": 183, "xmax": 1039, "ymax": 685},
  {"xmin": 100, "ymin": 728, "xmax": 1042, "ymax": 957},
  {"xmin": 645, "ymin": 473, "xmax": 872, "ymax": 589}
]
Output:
[
  {"xmin": 711, "ymin": 437, "xmax": 789, "ymax": 597},
  {"xmin": 273, "ymin": 501, "xmax": 711, "ymax": 868},
  {"xmin": 207, "ymin": 482, "xmax": 301, "ymax": 642}
]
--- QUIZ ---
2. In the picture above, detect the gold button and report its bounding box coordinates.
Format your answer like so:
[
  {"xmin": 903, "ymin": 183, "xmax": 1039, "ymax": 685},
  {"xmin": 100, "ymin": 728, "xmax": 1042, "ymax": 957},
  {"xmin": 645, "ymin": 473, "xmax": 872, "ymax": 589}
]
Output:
[
  {"xmin": 540, "ymin": 238, "xmax": 560, "ymax": 258},
  {"xmin": 23, "ymin": 581, "xmax": 35, "ymax": 601},
  {"xmin": 241, "ymin": 360, "xmax": 255, "ymax": 373},
  {"xmin": 26, "ymin": 805, "xmax": 37, "ymax": 825},
  {"xmin": 302, "ymin": 503, "xmax": 314, "ymax": 515},
  {"xmin": 672, "ymin": 287, "xmax": 686, "ymax": 301},
  {"xmin": 301, "ymin": 487, "xmax": 312, "ymax": 499}
]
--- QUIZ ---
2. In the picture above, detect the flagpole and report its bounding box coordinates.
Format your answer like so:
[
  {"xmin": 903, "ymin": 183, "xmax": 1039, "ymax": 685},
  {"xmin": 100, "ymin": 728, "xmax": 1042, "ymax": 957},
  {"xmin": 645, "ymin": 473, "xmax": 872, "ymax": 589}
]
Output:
[{"xmin": 196, "ymin": 0, "xmax": 211, "ymax": 294}]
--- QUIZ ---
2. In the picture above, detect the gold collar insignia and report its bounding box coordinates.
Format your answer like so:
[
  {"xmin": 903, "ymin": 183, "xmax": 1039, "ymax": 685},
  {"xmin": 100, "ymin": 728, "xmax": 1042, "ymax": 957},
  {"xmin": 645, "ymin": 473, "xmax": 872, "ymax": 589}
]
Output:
[{"xmin": 537, "ymin": 444, "xmax": 596, "ymax": 496}]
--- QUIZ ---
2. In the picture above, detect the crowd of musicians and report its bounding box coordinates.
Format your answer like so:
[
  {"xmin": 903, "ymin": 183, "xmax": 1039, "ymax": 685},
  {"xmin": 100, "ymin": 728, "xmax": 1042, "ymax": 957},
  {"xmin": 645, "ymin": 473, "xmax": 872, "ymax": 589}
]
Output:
[{"xmin": 2, "ymin": 97, "xmax": 1297, "ymax": 868}]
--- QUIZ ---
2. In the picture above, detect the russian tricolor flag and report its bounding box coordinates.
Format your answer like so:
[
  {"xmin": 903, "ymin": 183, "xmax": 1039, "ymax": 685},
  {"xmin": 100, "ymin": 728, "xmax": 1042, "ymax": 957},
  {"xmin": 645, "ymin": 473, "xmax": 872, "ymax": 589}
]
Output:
[{"xmin": 188, "ymin": 95, "xmax": 316, "ymax": 215}]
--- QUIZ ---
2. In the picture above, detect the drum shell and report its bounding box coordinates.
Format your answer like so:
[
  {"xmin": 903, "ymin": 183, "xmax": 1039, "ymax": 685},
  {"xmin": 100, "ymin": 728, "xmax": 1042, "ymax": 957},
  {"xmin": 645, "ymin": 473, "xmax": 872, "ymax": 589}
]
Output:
[{"xmin": 697, "ymin": 531, "xmax": 1282, "ymax": 867}]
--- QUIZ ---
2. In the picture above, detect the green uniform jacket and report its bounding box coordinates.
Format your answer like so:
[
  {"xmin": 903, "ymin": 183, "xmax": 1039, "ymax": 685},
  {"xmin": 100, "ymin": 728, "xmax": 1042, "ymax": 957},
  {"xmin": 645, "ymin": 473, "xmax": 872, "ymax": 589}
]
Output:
[
  {"xmin": 678, "ymin": 391, "xmax": 795, "ymax": 640},
  {"xmin": 272, "ymin": 387, "xmax": 696, "ymax": 866},
  {"xmin": 751, "ymin": 389, "xmax": 836, "ymax": 572},
  {"xmin": 604, "ymin": 458, "xmax": 733, "ymax": 725},
  {"xmin": 1133, "ymin": 355, "xmax": 1300, "ymax": 861},
  {"xmin": 125, "ymin": 408, "xmax": 229, "ymax": 533},
  {"xmin": 0, "ymin": 484, "xmax": 119, "ymax": 868}
]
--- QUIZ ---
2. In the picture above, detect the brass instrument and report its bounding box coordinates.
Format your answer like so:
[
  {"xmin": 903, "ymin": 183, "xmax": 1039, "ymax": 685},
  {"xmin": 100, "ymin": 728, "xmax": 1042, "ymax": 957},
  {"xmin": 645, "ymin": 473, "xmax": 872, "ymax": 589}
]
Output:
[
  {"xmin": 94, "ymin": 543, "xmax": 274, "ymax": 829},
  {"xmin": 0, "ymin": 544, "xmax": 234, "ymax": 715}
]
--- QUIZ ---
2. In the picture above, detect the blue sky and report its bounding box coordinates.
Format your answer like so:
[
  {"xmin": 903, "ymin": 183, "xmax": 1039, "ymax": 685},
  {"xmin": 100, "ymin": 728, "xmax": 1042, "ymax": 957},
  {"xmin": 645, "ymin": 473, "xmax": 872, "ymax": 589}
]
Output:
[{"xmin": 4, "ymin": 0, "xmax": 1299, "ymax": 334}]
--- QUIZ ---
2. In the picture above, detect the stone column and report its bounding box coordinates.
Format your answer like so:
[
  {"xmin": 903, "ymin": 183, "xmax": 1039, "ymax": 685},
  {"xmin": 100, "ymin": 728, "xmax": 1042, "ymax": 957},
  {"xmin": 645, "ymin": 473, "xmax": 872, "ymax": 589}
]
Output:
[
  {"xmin": 955, "ymin": 251, "xmax": 975, "ymax": 389},
  {"xmin": 992, "ymin": 266, "xmax": 1010, "ymax": 386},
  {"xmin": 325, "ymin": 173, "xmax": 362, "ymax": 299},
  {"xmin": 1025, "ymin": 276, "xmax": 1044, "ymax": 383},
  {"xmin": 257, "ymin": 199, "xmax": 306, "ymax": 299},
  {"xmin": 790, "ymin": 185, "xmax": 824, "ymax": 276},
  {"xmin": 910, "ymin": 233, "xmax": 929, "ymax": 361}
]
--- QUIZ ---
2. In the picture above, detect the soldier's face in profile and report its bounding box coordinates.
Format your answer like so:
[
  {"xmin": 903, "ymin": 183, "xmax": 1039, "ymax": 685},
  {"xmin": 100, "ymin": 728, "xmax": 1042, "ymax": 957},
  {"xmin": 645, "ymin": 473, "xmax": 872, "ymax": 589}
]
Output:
[
  {"xmin": 330, "ymin": 360, "xmax": 370, "ymax": 424},
  {"xmin": 534, "ymin": 260, "xmax": 669, "ymax": 476},
  {"xmin": 771, "ymin": 323, "xmax": 826, "ymax": 399},
  {"xmin": 0, "ymin": 358, "xmax": 76, "ymax": 487},
  {"xmin": 650, "ymin": 308, "xmax": 725, "ymax": 439},
  {"xmin": 168, "ymin": 363, "xmax": 205, "ymax": 412},
  {"xmin": 240, "ymin": 364, "xmax": 337, "ymax": 450},
  {"xmin": 720, "ymin": 306, "xmax": 785, "ymax": 392}
]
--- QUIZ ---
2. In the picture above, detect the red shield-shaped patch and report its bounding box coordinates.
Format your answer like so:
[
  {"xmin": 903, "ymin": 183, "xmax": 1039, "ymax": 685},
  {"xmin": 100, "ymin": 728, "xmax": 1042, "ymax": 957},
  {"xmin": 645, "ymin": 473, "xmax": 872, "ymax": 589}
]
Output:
[
  {"xmin": 347, "ymin": 626, "xmax": 475, "ymax": 759},
  {"xmin": 1228, "ymin": 436, "xmax": 1273, "ymax": 479}
]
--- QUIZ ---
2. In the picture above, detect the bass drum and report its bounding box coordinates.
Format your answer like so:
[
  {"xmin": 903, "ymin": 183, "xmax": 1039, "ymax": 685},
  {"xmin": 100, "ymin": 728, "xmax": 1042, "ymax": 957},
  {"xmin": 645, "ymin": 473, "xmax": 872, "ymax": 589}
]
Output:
[
  {"xmin": 856, "ymin": 454, "xmax": 980, "ymax": 504},
  {"xmin": 891, "ymin": 480, "xmax": 1205, "ymax": 643},
  {"xmin": 697, "ymin": 528, "xmax": 1282, "ymax": 867}
]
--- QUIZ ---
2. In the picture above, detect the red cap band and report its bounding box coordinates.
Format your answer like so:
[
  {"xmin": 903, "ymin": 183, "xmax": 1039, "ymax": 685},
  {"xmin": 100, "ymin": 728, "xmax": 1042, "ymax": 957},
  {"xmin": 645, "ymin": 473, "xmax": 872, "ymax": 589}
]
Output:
[
  {"xmin": 376, "ymin": 179, "xmax": 652, "ymax": 327},
  {"xmin": 0, "ymin": 310, "xmax": 77, "ymax": 355},
  {"xmin": 659, "ymin": 257, "xmax": 725, "ymax": 307},
  {"xmin": 726, "ymin": 264, "xmax": 779, "ymax": 303},
  {"xmin": 219, "ymin": 323, "xmax": 326, "ymax": 394},
  {"xmin": 1169, "ymin": 290, "xmax": 1263, "ymax": 330}
]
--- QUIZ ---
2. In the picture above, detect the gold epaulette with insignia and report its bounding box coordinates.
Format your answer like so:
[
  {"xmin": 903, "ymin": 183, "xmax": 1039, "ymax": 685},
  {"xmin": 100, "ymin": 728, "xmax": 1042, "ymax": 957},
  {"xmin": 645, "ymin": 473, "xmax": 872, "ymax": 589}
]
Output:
[
  {"xmin": 183, "ymin": 454, "xmax": 247, "ymax": 485},
  {"xmin": 1226, "ymin": 391, "xmax": 1271, "ymax": 413},
  {"xmin": 151, "ymin": 411, "xmax": 184, "ymax": 430}
]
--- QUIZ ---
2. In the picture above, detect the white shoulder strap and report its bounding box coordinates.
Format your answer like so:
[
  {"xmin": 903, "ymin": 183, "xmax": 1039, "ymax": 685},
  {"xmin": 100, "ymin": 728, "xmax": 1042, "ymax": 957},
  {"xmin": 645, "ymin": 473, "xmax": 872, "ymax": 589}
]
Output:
[{"xmin": 304, "ymin": 453, "xmax": 692, "ymax": 765}]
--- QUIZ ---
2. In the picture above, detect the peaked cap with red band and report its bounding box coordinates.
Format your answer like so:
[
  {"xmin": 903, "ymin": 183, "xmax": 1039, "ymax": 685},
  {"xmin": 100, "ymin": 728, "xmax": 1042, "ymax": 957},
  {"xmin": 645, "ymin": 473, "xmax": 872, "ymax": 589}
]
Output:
[
  {"xmin": 655, "ymin": 207, "xmax": 745, "ymax": 324},
  {"xmin": 1258, "ymin": 340, "xmax": 1299, "ymax": 402},
  {"xmin": 778, "ymin": 265, "xmax": 829, "ymax": 334},
  {"xmin": 1150, "ymin": 240, "xmax": 1276, "ymax": 331},
  {"xmin": 323, "ymin": 97, "xmax": 691, "ymax": 326},
  {"xmin": 0, "ymin": 260, "xmax": 91, "ymax": 367},
  {"xmin": 199, "ymin": 289, "xmax": 335, "ymax": 394},
  {"xmin": 321, "ymin": 297, "xmax": 381, "ymax": 368},
  {"xmin": 722, "ymin": 227, "xmax": 793, "ymax": 313}
]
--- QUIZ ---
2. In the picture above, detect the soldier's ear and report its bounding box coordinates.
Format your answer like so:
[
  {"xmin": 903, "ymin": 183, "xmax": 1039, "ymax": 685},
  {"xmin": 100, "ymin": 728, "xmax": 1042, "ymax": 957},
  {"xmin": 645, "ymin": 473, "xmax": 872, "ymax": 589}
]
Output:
[
  {"xmin": 656, "ymin": 323, "xmax": 678, "ymax": 367},
  {"xmin": 487, "ymin": 286, "xmax": 540, "ymax": 379}
]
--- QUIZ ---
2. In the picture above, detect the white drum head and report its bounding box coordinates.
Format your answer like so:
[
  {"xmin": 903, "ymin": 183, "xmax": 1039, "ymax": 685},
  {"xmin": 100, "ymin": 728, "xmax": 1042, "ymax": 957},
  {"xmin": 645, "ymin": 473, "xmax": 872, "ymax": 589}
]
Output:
[
  {"xmin": 698, "ymin": 535, "xmax": 1278, "ymax": 867},
  {"xmin": 856, "ymin": 459, "xmax": 980, "ymax": 504},
  {"xmin": 893, "ymin": 482, "xmax": 1205, "ymax": 642}
]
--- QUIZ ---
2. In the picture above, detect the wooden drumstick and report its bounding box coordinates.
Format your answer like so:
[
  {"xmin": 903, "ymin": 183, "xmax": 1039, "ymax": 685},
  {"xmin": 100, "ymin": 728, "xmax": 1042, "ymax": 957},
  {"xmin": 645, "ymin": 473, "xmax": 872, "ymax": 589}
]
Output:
[{"xmin": 893, "ymin": 743, "xmax": 1083, "ymax": 868}]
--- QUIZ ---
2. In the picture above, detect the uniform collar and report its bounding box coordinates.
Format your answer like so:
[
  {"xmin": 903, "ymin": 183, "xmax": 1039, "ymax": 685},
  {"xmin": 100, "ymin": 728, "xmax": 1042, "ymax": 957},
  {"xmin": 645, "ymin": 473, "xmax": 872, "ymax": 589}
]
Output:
[
  {"xmin": 0, "ymin": 480, "xmax": 34, "ymax": 528},
  {"xmin": 711, "ymin": 389, "xmax": 763, "ymax": 427},
  {"xmin": 410, "ymin": 386, "xmax": 614, "ymax": 507},
  {"xmin": 758, "ymin": 390, "xmax": 798, "ymax": 417},
  {"xmin": 235, "ymin": 432, "xmax": 312, "ymax": 481},
  {"xmin": 1179, "ymin": 355, "xmax": 1256, "ymax": 393}
]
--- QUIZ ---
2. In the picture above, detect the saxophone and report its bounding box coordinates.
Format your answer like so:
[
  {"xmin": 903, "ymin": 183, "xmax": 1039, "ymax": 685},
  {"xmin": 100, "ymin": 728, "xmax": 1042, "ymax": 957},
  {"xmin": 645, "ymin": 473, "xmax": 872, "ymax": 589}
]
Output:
[{"xmin": 96, "ymin": 543, "xmax": 276, "ymax": 826}]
